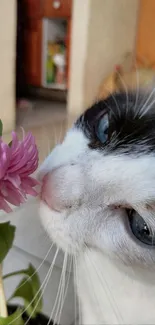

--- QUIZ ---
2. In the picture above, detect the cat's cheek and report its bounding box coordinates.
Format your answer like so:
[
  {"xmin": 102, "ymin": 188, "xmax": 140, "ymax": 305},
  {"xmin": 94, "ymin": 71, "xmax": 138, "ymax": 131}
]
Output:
[
  {"xmin": 92, "ymin": 210, "xmax": 155, "ymax": 266},
  {"xmin": 39, "ymin": 202, "xmax": 85, "ymax": 253},
  {"xmin": 39, "ymin": 202, "xmax": 70, "ymax": 252}
]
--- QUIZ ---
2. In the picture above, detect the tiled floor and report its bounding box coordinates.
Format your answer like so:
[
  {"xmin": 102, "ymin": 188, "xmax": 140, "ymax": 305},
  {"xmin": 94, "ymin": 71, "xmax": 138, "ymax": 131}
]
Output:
[
  {"xmin": 16, "ymin": 99, "xmax": 67, "ymax": 129},
  {"xmin": 4, "ymin": 99, "xmax": 76, "ymax": 164}
]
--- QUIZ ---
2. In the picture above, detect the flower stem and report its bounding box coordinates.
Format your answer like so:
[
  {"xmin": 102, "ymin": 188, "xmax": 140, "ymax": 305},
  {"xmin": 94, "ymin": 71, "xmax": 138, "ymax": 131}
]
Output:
[{"xmin": 0, "ymin": 264, "xmax": 8, "ymax": 317}]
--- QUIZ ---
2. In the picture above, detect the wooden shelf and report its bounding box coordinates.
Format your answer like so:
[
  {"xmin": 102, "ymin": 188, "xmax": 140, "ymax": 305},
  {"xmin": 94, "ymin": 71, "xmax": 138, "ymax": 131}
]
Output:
[
  {"xmin": 23, "ymin": 0, "xmax": 72, "ymax": 88},
  {"xmin": 44, "ymin": 83, "xmax": 67, "ymax": 90}
]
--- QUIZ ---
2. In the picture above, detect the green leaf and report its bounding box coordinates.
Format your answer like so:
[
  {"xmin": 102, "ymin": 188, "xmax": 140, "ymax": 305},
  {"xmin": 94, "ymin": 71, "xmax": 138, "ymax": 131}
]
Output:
[
  {"xmin": 10, "ymin": 277, "xmax": 35, "ymax": 317},
  {"xmin": 0, "ymin": 308, "xmax": 24, "ymax": 325},
  {"xmin": 3, "ymin": 270, "xmax": 26, "ymax": 280},
  {"xmin": 0, "ymin": 120, "xmax": 3, "ymax": 137},
  {"xmin": 8, "ymin": 141, "xmax": 12, "ymax": 147},
  {"xmin": 7, "ymin": 264, "xmax": 42, "ymax": 318},
  {"xmin": 0, "ymin": 223, "xmax": 15, "ymax": 263}
]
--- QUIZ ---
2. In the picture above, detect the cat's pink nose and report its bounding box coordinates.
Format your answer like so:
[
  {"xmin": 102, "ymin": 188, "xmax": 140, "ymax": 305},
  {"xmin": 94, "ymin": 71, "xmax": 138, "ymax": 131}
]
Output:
[
  {"xmin": 41, "ymin": 171, "xmax": 63, "ymax": 212},
  {"xmin": 40, "ymin": 164, "xmax": 83, "ymax": 212}
]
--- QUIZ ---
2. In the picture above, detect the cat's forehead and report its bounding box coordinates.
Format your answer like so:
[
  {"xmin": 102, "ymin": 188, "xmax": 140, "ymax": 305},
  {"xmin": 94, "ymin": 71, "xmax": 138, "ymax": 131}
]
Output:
[{"xmin": 75, "ymin": 91, "xmax": 155, "ymax": 155}]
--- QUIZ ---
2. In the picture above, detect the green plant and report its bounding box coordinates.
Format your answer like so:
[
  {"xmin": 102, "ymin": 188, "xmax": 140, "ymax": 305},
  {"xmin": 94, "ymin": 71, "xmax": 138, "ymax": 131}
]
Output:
[{"xmin": 0, "ymin": 222, "xmax": 43, "ymax": 324}]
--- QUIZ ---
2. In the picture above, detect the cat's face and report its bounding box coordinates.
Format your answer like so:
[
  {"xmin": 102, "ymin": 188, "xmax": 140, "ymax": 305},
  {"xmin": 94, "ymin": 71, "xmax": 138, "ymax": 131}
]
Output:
[{"xmin": 39, "ymin": 91, "xmax": 155, "ymax": 268}]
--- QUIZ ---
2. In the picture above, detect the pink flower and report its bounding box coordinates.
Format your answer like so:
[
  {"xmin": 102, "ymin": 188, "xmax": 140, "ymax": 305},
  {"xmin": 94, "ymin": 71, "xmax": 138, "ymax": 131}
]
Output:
[{"xmin": 0, "ymin": 131, "xmax": 39, "ymax": 213}]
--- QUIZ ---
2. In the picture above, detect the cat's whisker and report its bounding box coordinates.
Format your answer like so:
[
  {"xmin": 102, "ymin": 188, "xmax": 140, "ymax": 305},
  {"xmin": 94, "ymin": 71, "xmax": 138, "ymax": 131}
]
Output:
[
  {"xmin": 24, "ymin": 261, "xmax": 56, "ymax": 325},
  {"xmin": 84, "ymin": 250, "xmax": 121, "ymax": 323},
  {"xmin": 133, "ymin": 62, "xmax": 140, "ymax": 117},
  {"xmin": 47, "ymin": 251, "xmax": 67, "ymax": 325},
  {"xmin": 57, "ymin": 254, "xmax": 73, "ymax": 325},
  {"xmin": 73, "ymin": 256, "xmax": 77, "ymax": 325},
  {"xmin": 140, "ymin": 96, "xmax": 155, "ymax": 117},
  {"xmin": 8, "ymin": 247, "xmax": 59, "ymax": 325},
  {"xmin": 4, "ymin": 242, "xmax": 55, "ymax": 291},
  {"xmin": 74, "ymin": 254, "xmax": 82, "ymax": 325},
  {"xmin": 97, "ymin": 84, "xmax": 121, "ymax": 118},
  {"xmin": 116, "ymin": 69, "xmax": 129, "ymax": 116},
  {"xmin": 53, "ymin": 125, "xmax": 59, "ymax": 146},
  {"xmin": 54, "ymin": 252, "xmax": 68, "ymax": 325},
  {"xmin": 84, "ymin": 245, "xmax": 124, "ymax": 324},
  {"xmin": 82, "ymin": 249, "xmax": 106, "ymax": 320},
  {"xmin": 139, "ymin": 86, "xmax": 155, "ymax": 117},
  {"xmin": 110, "ymin": 93, "xmax": 121, "ymax": 118}
]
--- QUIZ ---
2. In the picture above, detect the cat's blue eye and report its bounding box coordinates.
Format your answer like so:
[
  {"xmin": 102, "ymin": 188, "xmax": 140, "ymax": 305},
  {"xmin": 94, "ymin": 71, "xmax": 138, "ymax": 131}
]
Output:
[
  {"xmin": 128, "ymin": 210, "xmax": 155, "ymax": 246},
  {"xmin": 96, "ymin": 114, "xmax": 109, "ymax": 143}
]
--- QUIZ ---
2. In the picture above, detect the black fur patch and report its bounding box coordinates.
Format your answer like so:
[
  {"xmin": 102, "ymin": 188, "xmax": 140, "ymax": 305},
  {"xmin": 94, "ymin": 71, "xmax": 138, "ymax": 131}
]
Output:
[{"xmin": 75, "ymin": 92, "xmax": 155, "ymax": 155}]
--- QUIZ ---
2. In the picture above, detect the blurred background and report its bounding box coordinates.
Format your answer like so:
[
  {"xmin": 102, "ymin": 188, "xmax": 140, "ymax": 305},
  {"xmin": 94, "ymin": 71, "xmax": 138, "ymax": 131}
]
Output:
[
  {"xmin": 1, "ymin": 0, "xmax": 155, "ymax": 323},
  {"xmin": 1, "ymin": 0, "xmax": 154, "ymax": 152}
]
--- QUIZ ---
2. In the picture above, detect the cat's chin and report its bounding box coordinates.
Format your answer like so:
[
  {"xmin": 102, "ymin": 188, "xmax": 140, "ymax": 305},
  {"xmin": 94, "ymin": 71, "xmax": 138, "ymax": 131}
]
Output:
[{"xmin": 77, "ymin": 248, "xmax": 155, "ymax": 325}]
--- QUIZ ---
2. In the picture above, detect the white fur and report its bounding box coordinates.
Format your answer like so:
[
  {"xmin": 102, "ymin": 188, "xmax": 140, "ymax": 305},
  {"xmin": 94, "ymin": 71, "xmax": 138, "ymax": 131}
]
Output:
[{"xmin": 39, "ymin": 127, "xmax": 155, "ymax": 324}]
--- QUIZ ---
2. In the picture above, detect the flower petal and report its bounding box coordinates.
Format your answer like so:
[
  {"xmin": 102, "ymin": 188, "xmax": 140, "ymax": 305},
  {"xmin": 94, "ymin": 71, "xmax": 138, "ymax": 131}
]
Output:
[
  {"xmin": 20, "ymin": 182, "xmax": 38, "ymax": 196},
  {"xmin": 0, "ymin": 196, "xmax": 12, "ymax": 212},
  {"xmin": 0, "ymin": 130, "xmax": 39, "ymax": 213},
  {"xmin": 21, "ymin": 176, "xmax": 40, "ymax": 187}
]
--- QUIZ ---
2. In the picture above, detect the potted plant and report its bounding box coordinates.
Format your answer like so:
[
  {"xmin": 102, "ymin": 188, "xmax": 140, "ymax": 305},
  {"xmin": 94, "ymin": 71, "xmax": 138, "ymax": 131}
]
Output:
[{"xmin": 0, "ymin": 121, "xmax": 53, "ymax": 324}]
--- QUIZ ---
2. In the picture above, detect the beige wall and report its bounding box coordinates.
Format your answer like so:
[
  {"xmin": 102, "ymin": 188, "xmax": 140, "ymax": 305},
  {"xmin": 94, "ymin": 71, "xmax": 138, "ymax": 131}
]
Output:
[
  {"xmin": 0, "ymin": 0, "xmax": 16, "ymax": 132},
  {"xmin": 68, "ymin": 0, "xmax": 139, "ymax": 115},
  {"xmin": 67, "ymin": 0, "xmax": 91, "ymax": 115}
]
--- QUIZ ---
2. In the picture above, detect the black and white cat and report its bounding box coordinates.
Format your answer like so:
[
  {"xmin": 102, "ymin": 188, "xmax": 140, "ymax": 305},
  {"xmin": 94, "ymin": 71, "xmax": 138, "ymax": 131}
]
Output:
[{"xmin": 39, "ymin": 91, "xmax": 155, "ymax": 324}]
